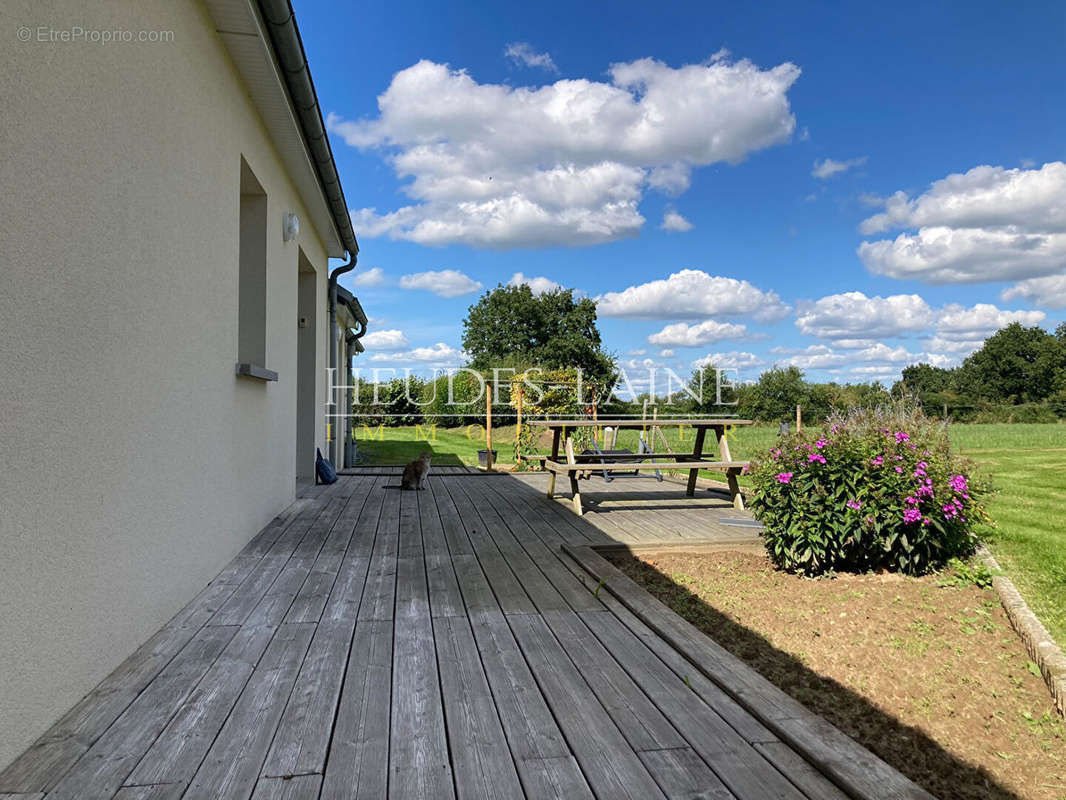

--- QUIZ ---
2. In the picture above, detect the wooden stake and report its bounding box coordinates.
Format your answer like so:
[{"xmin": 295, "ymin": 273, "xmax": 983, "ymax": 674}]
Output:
[
  {"xmin": 485, "ymin": 382, "xmax": 494, "ymax": 470},
  {"xmin": 796, "ymin": 404, "xmax": 802, "ymax": 432},
  {"xmin": 515, "ymin": 383, "xmax": 524, "ymax": 463}
]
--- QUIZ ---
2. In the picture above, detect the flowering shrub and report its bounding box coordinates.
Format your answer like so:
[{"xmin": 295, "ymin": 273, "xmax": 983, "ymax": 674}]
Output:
[{"xmin": 749, "ymin": 403, "xmax": 989, "ymax": 575}]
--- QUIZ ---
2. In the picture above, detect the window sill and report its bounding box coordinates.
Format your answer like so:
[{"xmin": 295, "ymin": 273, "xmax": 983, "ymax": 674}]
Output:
[{"xmin": 236, "ymin": 362, "xmax": 278, "ymax": 381}]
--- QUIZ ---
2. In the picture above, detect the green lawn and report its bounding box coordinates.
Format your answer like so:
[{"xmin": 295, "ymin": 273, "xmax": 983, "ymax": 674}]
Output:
[
  {"xmin": 354, "ymin": 420, "xmax": 1066, "ymax": 643},
  {"xmin": 951, "ymin": 423, "xmax": 1066, "ymax": 644}
]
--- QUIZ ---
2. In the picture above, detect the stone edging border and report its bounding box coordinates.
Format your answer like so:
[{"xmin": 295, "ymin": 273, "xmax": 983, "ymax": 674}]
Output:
[{"xmin": 978, "ymin": 546, "xmax": 1065, "ymax": 717}]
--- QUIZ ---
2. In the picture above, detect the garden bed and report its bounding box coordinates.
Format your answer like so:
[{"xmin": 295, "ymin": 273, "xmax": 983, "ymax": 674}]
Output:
[{"xmin": 609, "ymin": 550, "xmax": 1065, "ymax": 800}]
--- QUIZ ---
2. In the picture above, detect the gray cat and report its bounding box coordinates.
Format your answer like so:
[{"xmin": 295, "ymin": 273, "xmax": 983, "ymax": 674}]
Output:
[{"xmin": 401, "ymin": 452, "xmax": 432, "ymax": 490}]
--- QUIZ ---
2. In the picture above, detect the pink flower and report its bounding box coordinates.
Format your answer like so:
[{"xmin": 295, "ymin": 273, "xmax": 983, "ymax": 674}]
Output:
[
  {"xmin": 808, "ymin": 453, "xmax": 827, "ymax": 464},
  {"xmin": 922, "ymin": 517, "xmax": 931, "ymax": 526},
  {"xmin": 895, "ymin": 466, "xmax": 903, "ymax": 473},
  {"xmin": 917, "ymin": 483, "xmax": 935, "ymax": 499},
  {"xmin": 949, "ymin": 474, "xmax": 969, "ymax": 494},
  {"xmin": 846, "ymin": 499, "xmax": 862, "ymax": 510},
  {"xmin": 904, "ymin": 496, "xmax": 919, "ymax": 506},
  {"xmin": 894, "ymin": 431, "xmax": 910, "ymax": 443},
  {"xmin": 871, "ymin": 455, "xmax": 884, "ymax": 466},
  {"xmin": 775, "ymin": 472, "xmax": 794, "ymax": 484},
  {"xmin": 903, "ymin": 508, "xmax": 922, "ymax": 524},
  {"xmin": 815, "ymin": 437, "xmax": 829, "ymax": 449}
]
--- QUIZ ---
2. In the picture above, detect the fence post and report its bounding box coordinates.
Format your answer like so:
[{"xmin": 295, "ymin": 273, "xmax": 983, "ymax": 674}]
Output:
[
  {"xmin": 796, "ymin": 404, "xmax": 802, "ymax": 432},
  {"xmin": 515, "ymin": 383, "xmax": 523, "ymax": 464},
  {"xmin": 485, "ymin": 382, "xmax": 494, "ymax": 471}
]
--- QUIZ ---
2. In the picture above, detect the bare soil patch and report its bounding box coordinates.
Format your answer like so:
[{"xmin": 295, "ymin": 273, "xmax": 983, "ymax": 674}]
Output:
[{"xmin": 609, "ymin": 550, "xmax": 1065, "ymax": 800}]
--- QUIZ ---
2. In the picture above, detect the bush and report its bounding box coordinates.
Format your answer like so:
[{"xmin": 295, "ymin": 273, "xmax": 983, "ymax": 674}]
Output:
[{"xmin": 749, "ymin": 402, "xmax": 989, "ymax": 576}]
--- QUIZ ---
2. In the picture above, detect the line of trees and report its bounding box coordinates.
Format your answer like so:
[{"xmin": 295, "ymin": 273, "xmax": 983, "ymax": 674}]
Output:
[{"xmin": 351, "ymin": 282, "xmax": 1066, "ymax": 426}]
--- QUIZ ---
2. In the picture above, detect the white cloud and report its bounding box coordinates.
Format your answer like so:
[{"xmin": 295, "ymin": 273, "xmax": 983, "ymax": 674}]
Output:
[
  {"xmin": 508, "ymin": 272, "xmax": 562, "ymax": 295},
  {"xmin": 408, "ymin": 343, "xmax": 467, "ymax": 362},
  {"xmin": 360, "ymin": 329, "xmax": 410, "ymax": 350},
  {"xmin": 858, "ymin": 227, "xmax": 1066, "ymax": 284},
  {"xmin": 795, "ymin": 292, "xmax": 934, "ymax": 339},
  {"xmin": 627, "ymin": 348, "xmax": 647, "ymax": 356},
  {"xmin": 370, "ymin": 342, "xmax": 468, "ymax": 365},
  {"xmin": 811, "ymin": 156, "xmax": 867, "ymax": 179},
  {"xmin": 351, "ymin": 266, "xmax": 387, "ymax": 287},
  {"xmin": 399, "ymin": 269, "xmax": 483, "ymax": 298},
  {"xmin": 330, "ymin": 55, "xmax": 800, "ymax": 248},
  {"xmin": 858, "ymin": 162, "xmax": 1066, "ymax": 283},
  {"xmin": 920, "ymin": 336, "xmax": 985, "ymax": 356},
  {"xmin": 692, "ymin": 351, "xmax": 765, "ymax": 369},
  {"xmin": 1002, "ymin": 274, "xmax": 1066, "ymax": 309},
  {"xmin": 934, "ymin": 303, "xmax": 1045, "ymax": 340},
  {"xmin": 660, "ymin": 210, "xmax": 693, "ymax": 232},
  {"xmin": 505, "ymin": 42, "xmax": 559, "ymax": 73},
  {"xmin": 658, "ymin": 349, "xmax": 676, "ymax": 358},
  {"xmin": 648, "ymin": 163, "xmax": 692, "ymax": 195},
  {"xmin": 779, "ymin": 343, "xmax": 952, "ymax": 371},
  {"xmin": 648, "ymin": 319, "xmax": 746, "ymax": 347},
  {"xmin": 596, "ymin": 269, "xmax": 790, "ymax": 321}
]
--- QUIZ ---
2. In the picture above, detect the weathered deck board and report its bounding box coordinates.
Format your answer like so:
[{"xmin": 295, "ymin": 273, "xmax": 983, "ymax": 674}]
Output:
[{"xmin": 3, "ymin": 472, "xmax": 930, "ymax": 800}]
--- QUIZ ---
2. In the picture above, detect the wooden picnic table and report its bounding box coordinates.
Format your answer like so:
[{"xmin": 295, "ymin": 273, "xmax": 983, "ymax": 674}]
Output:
[{"xmin": 530, "ymin": 418, "xmax": 752, "ymax": 516}]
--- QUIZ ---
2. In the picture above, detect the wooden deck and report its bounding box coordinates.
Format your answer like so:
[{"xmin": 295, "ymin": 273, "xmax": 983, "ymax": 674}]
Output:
[{"xmin": 0, "ymin": 470, "xmax": 931, "ymax": 800}]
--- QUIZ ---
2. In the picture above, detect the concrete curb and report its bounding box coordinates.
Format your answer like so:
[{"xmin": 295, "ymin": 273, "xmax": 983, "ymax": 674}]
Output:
[{"xmin": 978, "ymin": 547, "xmax": 1066, "ymax": 717}]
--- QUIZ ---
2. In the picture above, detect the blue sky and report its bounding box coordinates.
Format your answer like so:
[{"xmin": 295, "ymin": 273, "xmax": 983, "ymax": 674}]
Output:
[{"xmin": 296, "ymin": 0, "xmax": 1066, "ymax": 389}]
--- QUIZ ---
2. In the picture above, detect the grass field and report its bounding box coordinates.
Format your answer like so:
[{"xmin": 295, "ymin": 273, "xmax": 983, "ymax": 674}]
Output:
[{"xmin": 353, "ymin": 420, "xmax": 1066, "ymax": 642}]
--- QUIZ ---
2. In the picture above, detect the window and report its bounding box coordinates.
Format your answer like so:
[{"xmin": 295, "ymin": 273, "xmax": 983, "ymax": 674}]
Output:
[{"xmin": 237, "ymin": 157, "xmax": 269, "ymax": 373}]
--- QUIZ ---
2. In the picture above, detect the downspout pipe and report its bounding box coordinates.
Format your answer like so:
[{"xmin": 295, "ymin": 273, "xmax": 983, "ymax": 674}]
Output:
[
  {"xmin": 257, "ymin": 0, "xmax": 361, "ymax": 465},
  {"xmin": 329, "ymin": 259, "xmax": 356, "ymax": 465}
]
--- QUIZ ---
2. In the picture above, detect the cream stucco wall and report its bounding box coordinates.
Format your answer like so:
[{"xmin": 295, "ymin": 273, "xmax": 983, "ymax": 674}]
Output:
[{"xmin": 0, "ymin": 0, "xmax": 333, "ymax": 769}]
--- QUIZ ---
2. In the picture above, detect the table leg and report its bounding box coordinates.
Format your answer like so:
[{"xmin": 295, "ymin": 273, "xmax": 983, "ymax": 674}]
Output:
[
  {"xmin": 564, "ymin": 434, "xmax": 582, "ymax": 515},
  {"xmin": 716, "ymin": 426, "xmax": 744, "ymax": 509},
  {"xmin": 686, "ymin": 426, "xmax": 707, "ymax": 497},
  {"xmin": 546, "ymin": 427, "xmax": 561, "ymax": 498}
]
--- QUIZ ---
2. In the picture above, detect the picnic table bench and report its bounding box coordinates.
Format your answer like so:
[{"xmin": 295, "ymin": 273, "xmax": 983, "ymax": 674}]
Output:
[{"xmin": 530, "ymin": 418, "xmax": 751, "ymax": 515}]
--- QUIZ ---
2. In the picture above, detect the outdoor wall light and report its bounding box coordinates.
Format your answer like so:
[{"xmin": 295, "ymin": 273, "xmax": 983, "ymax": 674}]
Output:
[{"xmin": 283, "ymin": 212, "xmax": 300, "ymax": 242}]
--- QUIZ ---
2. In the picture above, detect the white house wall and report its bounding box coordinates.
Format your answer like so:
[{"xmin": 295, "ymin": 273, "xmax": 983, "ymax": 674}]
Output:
[{"xmin": 0, "ymin": 0, "xmax": 332, "ymax": 768}]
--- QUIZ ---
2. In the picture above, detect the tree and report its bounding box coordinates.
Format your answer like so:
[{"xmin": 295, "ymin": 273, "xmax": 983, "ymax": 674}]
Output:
[
  {"xmin": 738, "ymin": 366, "xmax": 809, "ymax": 422},
  {"xmin": 955, "ymin": 322, "xmax": 1066, "ymax": 404},
  {"xmin": 896, "ymin": 363, "xmax": 955, "ymax": 396},
  {"xmin": 462, "ymin": 284, "xmax": 615, "ymax": 385}
]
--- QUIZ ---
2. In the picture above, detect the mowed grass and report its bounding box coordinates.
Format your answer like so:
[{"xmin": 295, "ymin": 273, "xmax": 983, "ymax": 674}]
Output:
[
  {"xmin": 951, "ymin": 423, "xmax": 1066, "ymax": 644},
  {"xmin": 353, "ymin": 422, "xmax": 517, "ymax": 467},
  {"xmin": 355, "ymin": 420, "xmax": 1065, "ymax": 642}
]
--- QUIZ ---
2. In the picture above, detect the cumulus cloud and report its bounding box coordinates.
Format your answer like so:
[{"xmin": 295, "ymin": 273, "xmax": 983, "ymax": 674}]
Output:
[
  {"xmin": 351, "ymin": 266, "xmax": 387, "ymax": 287},
  {"xmin": 795, "ymin": 292, "xmax": 934, "ymax": 339},
  {"xmin": 692, "ymin": 351, "xmax": 765, "ymax": 369},
  {"xmin": 920, "ymin": 336, "xmax": 985, "ymax": 356},
  {"xmin": 934, "ymin": 303, "xmax": 1045, "ymax": 340},
  {"xmin": 329, "ymin": 55, "xmax": 800, "ymax": 248},
  {"xmin": 360, "ymin": 329, "xmax": 410, "ymax": 350},
  {"xmin": 858, "ymin": 162, "xmax": 1066, "ymax": 283},
  {"xmin": 811, "ymin": 156, "xmax": 867, "ymax": 179},
  {"xmin": 648, "ymin": 319, "xmax": 746, "ymax": 347},
  {"xmin": 508, "ymin": 272, "xmax": 562, "ymax": 295},
  {"xmin": 370, "ymin": 342, "xmax": 467, "ymax": 365},
  {"xmin": 778, "ymin": 343, "xmax": 951, "ymax": 370},
  {"xmin": 596, "ymin": 269, "xmax": 790, "ymax": 321},
  {"xmin": 1001, "ymin": 274, "xmax": 1066, "ymax": 309},
  {"xmin": 660, "ymin": 210, "xmax": 693, "ymax": 232},
  {"xmin": 399, "ymin": 269, "xmax": 483, "ymax": 298},
  {"xmin": 504, "ymin": 42, "xmax": 558, "ymax": 73}
]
